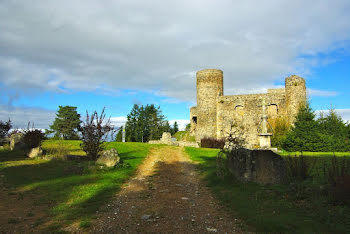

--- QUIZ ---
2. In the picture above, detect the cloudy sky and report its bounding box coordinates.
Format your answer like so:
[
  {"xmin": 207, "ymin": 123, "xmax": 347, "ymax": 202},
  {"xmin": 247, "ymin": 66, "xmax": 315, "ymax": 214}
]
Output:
[{"xmin": 1, "ymin": 0, "xmax": 350, "ymax": 130}]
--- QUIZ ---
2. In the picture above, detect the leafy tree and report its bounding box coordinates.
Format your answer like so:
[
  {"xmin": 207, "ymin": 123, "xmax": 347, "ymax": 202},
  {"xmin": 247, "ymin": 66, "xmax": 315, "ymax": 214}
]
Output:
[
  {"xmin": 282, "ymin": 103, "xmax": 320, "ymax": 152},
  {"xmin": 50, "ymin": 106, "xmax": 81, "ymax": 140},
  {"xmin": 0, "ymin": 119, "xmax": 12, "ymax": 138},
  {"xmin": 271, "ymin": 117, "xmax": 290, "ymax": 149},
  {"xmin": 80, "ymin": 108, "xmax": 113, "ymax": 160}
]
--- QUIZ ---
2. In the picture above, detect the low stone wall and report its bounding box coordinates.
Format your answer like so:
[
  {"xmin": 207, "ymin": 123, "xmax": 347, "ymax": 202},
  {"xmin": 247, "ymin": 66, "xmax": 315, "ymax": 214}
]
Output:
[
  {"xmin": 226, "ymin": 148, "xmax": 286, "ymax": 184},
  {"xmin": 148, "ymin": 132, "xmax": 199, "ymax": 148}
]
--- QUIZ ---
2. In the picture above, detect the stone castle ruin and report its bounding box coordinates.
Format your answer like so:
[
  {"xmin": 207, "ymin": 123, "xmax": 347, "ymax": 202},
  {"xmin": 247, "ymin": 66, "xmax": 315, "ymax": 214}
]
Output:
[{"xmin": 190, "ymin": 69, "xmax": 307, "ymax": 148}]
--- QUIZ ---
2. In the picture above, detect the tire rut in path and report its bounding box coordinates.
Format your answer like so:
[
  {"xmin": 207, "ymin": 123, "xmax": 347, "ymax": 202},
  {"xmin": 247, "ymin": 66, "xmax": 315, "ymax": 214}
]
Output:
[{"xmin": 91, "ymin": 146, "xmax": 243, "ymax": 233}]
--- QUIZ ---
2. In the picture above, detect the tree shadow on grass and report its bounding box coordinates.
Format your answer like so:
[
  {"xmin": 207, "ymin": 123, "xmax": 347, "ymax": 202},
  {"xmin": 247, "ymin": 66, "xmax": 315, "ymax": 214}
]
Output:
[
  {"xmin": 0, "ymin": 146, "xmax": 150, "ymax": 233},
  {"xmin": 0, "ymin": 149, "xmax": 27, "ymax": 162}
]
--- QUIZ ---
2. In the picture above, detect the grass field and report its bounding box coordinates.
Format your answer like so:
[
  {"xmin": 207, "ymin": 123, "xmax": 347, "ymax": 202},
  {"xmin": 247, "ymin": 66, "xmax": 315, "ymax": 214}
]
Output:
[
  {"xmin": 0, "ymin": 140, "xmax": 156, "ymax": 231},
  {"xmin": 185, "ymin": 147, "xmax": 350, "ymax": 233}
]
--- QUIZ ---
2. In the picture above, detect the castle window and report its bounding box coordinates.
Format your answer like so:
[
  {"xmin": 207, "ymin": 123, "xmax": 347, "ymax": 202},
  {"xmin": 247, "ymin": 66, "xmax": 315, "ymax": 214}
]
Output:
[
  {"xmin": 268, "ymin": 104, "xmax": 278, "ymax": 116},
  {"xmin": 235, "ymin": 105, "xmax": 244, "ymax": 116},
  {"xmin": 192, "ymin": 116, "xmax": 197, "ymax": 124}
]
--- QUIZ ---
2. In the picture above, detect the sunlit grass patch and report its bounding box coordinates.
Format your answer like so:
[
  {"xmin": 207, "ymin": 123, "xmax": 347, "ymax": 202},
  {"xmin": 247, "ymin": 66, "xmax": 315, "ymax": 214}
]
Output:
[{"xmin": 0, "ymin": 140, "xmax": 153, "ymax": 231}]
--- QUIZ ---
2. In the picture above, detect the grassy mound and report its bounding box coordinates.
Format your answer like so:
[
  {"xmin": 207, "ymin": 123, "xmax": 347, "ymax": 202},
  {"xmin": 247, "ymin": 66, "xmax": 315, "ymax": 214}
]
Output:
[{"xmin": 173, "ymin": 131, "xmax": 196, "ymax": 142}]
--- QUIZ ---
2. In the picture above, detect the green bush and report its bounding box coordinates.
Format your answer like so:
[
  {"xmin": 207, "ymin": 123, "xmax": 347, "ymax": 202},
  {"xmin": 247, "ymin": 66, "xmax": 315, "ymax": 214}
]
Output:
[
  {"xmin": 23, "ymin": 129, "xmax": 45, "ymax": 148},
  {"xmin": 0, "ymin": 119, "xmax": 12, "ymax": 139}
]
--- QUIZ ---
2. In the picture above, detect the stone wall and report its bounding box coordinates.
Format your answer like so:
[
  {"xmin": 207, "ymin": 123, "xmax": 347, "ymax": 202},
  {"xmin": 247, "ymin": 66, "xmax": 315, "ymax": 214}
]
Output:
[{"xmin": 190, "ymin": 69, "xmax": 307, "ymax": 147}]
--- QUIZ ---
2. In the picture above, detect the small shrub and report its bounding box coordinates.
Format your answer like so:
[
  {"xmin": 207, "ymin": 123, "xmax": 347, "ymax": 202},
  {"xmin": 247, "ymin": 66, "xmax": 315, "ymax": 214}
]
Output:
[
  {"xmin": 22, "ymin": 129, "xmax": 45, "ymax": 148},
  {"xmin": 80, "ymin": 108, "xmax": 114, "ymax": 160},
  {"xmin": 201, "ymin": 137, "xmax": 225, "ymax": 149},
  {"xmin": 216, "ymin": 122, "xmax": 246, "ymax": 179},
  {"xmin": 271, "ymin": 117, "xmax": 290, "ymax": 149}
]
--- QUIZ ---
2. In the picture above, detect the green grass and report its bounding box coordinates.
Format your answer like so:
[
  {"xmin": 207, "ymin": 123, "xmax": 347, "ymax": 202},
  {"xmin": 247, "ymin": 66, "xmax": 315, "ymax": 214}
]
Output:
[
  {"xmin": 0, "ymin": 140, "xmax": 155, "ymax": 231},
  {"xmin": 185, "ymin": 147, "xmax": 350, "ymax": 233}
]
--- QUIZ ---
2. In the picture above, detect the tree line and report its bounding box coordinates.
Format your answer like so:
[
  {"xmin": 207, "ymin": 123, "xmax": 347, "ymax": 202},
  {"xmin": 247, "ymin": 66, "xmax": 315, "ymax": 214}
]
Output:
[
  {"xmin": 116, "ymin": 104, "xmax": 179, "ymax": 142},
  {"xmin": 42, "ymin": 104, "xmax": 178, "ymax": 143},
  {"xmin": 272, "ymin": 103, "xmax": 350, "ymax": 152}
]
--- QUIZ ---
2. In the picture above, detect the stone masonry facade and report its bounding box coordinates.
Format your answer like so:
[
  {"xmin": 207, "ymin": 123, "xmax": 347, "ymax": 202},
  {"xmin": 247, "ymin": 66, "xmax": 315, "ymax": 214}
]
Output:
[{"xmin": 190, "ymin": 69, "xmax": 307, "ymax": 148}]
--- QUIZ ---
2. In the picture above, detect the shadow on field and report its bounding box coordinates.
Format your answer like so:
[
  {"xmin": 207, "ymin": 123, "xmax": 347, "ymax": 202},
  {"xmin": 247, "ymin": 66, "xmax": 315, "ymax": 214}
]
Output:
[
  {"xmin": 0, "ymin": 149, "xmax": 27, "ymax": 162},
  {"xmin": 0, "ymin": 147, "xmax": 146, "ymax": 233}
]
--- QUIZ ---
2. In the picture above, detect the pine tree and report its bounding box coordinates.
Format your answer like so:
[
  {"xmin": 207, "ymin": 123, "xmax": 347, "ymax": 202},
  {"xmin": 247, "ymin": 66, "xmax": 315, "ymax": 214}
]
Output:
[
  {"xmin": 115, "ymin": 128, "xmax": 122, "ymax": 142},
  {"xmin": 50, "ymin": 106, "xmax": 81, "ymax": 140},
  {"xmin": 171, "ymin": 121, "xmax": 179, "ymax": 135},
  {"xmin": 282, "ymin": 103, "xmax": 320, "ymax": 151},
  {"xmin": 318, "ymin": 109, "xmax": 350, "ymax": 151},
  {"xmin": 163, "ymin": 121, "xmax": 171, "ymax": 133},
  {"xmin": 125, "ymin": 104, "xmax": 140, "ymax": 142}
]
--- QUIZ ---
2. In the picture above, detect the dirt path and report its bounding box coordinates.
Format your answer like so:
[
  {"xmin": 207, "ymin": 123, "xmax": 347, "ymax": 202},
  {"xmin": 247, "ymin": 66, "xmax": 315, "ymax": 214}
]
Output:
[{"xmin": 89, "ymin": 146, "xmax": 244, "ymax": 233}]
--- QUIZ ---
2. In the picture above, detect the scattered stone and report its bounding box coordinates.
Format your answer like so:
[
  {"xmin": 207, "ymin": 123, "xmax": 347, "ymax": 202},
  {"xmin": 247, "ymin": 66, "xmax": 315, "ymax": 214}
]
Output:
[
  {"xmin": 27, "ymin": 146, "xmax": 43, "ymax": 158},
  {"xmin": 141, "ymin": 214, "xmax": 151, "ymax": 220},
  {"xmin": 96, "ymin": 148, "xmax": 120, "ymax": 167},
  {"xmin": 206, "ymin": 227, "xmax": 218, "ymax": 232}
]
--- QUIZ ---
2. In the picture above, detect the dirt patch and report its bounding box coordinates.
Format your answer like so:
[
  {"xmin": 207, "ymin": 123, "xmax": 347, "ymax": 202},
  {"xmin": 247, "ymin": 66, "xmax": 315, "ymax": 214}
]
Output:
[
  {"xmin": 0, "ymin": 187, "xmax": 50, "ymax": 233},
  {"xmin": 86, "ymin": 146, "xmax": 245, "ymax": 233}
]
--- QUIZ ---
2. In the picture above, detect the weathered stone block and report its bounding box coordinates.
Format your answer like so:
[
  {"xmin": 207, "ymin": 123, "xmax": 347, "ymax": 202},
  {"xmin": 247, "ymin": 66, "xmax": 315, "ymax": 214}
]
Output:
[
  {"xmin": 10, "ymin": 133, "xmax": 27, "ymax": 151},
  {"xmin": 28, "ymin": 146, "xmax": 43, "ymax": 158},
  {"xmin": 226, "ymin": 148, "xmax": 286, "ymax": 184},
  {"xmin": 161, "ymin": 132, "xmax": 172, "ymax": 144},
  {"xmin": 96, "ymin": 148, "xmax": 120, "ymax": 167}
]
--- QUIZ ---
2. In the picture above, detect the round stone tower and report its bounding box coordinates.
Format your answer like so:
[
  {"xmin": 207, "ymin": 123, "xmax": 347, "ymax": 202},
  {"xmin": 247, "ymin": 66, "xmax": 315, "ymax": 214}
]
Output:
[
  {"xmin": 196, "ymin": 69, "xmax": 223, "ymax": 141},
  {"xmin": 285, "ymin": 75, "xmax": 307, "ymax": 123}
]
